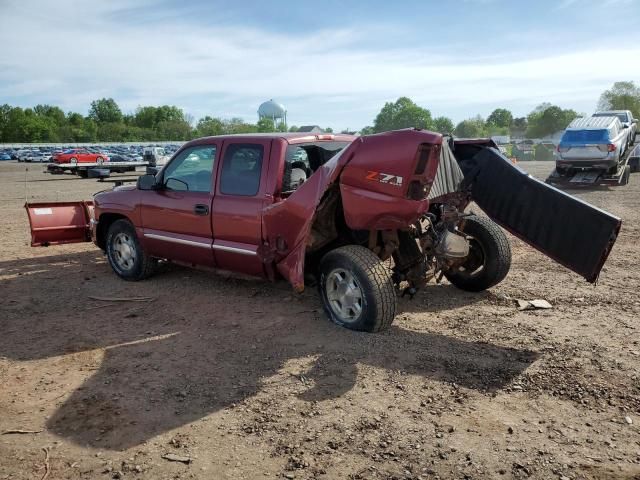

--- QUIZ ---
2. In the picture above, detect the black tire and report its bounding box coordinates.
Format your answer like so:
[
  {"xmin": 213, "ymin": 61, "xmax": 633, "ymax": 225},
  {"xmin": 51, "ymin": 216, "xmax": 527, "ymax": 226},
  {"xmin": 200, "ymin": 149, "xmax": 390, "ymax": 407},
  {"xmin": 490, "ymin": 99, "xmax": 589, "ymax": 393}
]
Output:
[
  {"xmin": 319, "ymin": 245, "xmax": 397, "ymax": 333},
  {"xmin": 78, "ymin": 170, "xmax": 88, "ymax": 178},
  {"xmin": 96, "ymin": 156, "xmax": 104, "ymax": 164},
  {"xmin": 445, "ymin": 215, "xmax": 511, "ymax": 292},
  {"xmin": 70, "ymin": 157, "xmax": 78, "ymax": 164},
  {"xmin": 620, "ymin": 165, "xmax": 631, "ymax": 186},
  {"xmin": 105, "ymin": 219, "xmax": 157, "ymax": 281}
]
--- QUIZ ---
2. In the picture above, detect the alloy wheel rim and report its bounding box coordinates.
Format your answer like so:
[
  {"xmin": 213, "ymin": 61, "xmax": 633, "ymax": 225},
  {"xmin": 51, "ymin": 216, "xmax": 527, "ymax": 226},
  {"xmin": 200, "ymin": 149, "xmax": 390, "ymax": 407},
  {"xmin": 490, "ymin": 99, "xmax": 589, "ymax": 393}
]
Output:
[
  {"xmin": 112, "ymin": 232, "xmax": 136, "ymax": 270},
  {"xmin": 325, "ymin": 268, "xmax": 363, "ymax": 323}
]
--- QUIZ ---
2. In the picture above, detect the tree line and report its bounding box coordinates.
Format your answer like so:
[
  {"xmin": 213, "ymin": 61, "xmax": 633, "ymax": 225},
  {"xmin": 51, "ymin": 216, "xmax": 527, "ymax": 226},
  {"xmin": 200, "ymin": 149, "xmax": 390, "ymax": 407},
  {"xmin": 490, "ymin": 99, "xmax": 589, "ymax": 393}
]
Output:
[
  {"xmin": 365, "ymin": 81, "xmax": 640, "ymax": 138},
  {"xmin": 0, "ymin": 81, "xmax": 637, "ymax": 143}
]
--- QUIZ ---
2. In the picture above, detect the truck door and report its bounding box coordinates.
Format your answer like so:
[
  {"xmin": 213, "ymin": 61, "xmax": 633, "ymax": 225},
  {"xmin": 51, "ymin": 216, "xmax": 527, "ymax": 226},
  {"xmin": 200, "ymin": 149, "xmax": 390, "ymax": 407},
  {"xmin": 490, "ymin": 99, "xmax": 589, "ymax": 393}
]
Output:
[
  {"xmin": 139, "ymin": 144, "xmax": 217, "ymax": 267},
  {"xmin": 211, "ymin": 140, "xmax": 271, "ymax": 277}
]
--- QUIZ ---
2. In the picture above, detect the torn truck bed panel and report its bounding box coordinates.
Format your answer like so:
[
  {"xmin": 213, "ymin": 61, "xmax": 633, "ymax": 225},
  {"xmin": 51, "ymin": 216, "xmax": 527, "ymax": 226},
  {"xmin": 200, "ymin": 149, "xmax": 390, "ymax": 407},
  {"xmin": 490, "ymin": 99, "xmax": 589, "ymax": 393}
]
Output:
[
  {"xmin": 263, "ymin": 129, "xmax": 443, "ymax": 289},
  {"xmin": 461, "ymin": 148, "xmax": 621, "ymax": 282}
]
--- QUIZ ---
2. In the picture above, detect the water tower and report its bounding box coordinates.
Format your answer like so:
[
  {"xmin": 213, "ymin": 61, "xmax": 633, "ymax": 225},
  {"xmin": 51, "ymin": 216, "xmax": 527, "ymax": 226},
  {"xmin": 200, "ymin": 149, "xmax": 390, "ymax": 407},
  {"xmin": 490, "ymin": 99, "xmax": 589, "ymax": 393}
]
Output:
[{"xmin": 258, "ymin": 99, "xmax": 287, "ymax": 128}]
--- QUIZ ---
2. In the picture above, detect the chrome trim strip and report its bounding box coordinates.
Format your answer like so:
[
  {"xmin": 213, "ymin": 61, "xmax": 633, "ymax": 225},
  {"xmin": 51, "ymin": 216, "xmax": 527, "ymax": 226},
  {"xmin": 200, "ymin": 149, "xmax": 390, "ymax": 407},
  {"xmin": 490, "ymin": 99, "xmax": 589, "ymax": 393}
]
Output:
[
  {"xmin": 144, "ymin": 233, "xmax": 211, "ymax": 249},
  {"xmin": 211, "ymin": 243, "xmax": 257, "ymax": 256}
]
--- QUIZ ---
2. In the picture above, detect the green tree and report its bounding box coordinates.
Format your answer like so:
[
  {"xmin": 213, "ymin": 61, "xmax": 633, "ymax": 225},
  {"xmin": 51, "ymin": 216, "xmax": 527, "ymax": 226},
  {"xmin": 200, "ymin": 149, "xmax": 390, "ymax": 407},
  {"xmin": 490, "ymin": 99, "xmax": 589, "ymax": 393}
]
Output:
[
  {"xmin": 454, "ymin": 116, "xmax": 488, "ymax": 138},
  {"xmin": 97, "ymin": 122, "xmax": 127, "ymax": 142},
  {"xmin": 359, "ymin": 126, "xmax": 374, "ymax": 135},
  {"xmin": 373, "ymin": 97, "xmax": 433, "ymax": 133},
  {"xmin": 487, "ymin": 108, "xmax": 513, "ymax": 129},
  {"xmin": 224, "ymin": 118, "xmax": 258, "ymax": 134},
  {"xmin": 196, "ymin": 116, "xmax": 225, "ymax": 137},
  {"xmin": 526, "ymin": 104, "xmax": 577, "ymax": 138},
  {"xmin": 134, "ymin": 106, "xmax": 158, "ymax": 129},
  {"xmin": 257, "ymin": 117, "xmax": 276, "ymax": 132},
  {"xmin": 156, "ymin": 120, "xmax": 192, "ymax": 140},
  {"xmin": 432, "ymin": 116, "xmax": 454, "ymax": 134},
  {"xmin": 89, "ymin": 98, "xmax": 123, "ymax": 123},
  {"xmin": 510, "ymin": 117, "xmax": 527, "ymax": 135},
  {"xmin": 34, "ymin": 104, "xmax": 66, "ymax": 126},
  {"xmin": 288, "ymin": 125, "xmax": 299, "ymax": 132},
  {"xmin": 597, "ymin": 81, "xmax": 640, "ymax": 119},
  {"xmin": 0, "ymin": 104, "xmax": 11, "ymax": 141}
]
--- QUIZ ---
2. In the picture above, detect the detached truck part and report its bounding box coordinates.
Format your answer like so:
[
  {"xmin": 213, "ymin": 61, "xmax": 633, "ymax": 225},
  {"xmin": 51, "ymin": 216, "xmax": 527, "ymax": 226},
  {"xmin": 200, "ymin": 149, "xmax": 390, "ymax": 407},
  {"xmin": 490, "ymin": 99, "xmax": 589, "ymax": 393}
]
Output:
[{"xmin": 26, "ymin": 130, "xmax": 621, "ymax": 333}]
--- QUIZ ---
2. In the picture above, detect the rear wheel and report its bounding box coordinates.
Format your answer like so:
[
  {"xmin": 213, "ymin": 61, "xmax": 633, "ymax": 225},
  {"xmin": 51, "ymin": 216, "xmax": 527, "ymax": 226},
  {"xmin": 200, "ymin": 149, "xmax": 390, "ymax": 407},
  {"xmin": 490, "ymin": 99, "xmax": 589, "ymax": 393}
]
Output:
[
  {"xmin": 445, "ymin": 215, "xmax": 511, "ymax": 292},
  {"xmin": 69, "ymin": 157, "xmax": 78, "ymax": 164},
  {"xmin": 319, "ymin": 245, "xmax": 397, "ymax": 333},
  {"xmin": 106, "ymin": 219, "xmax": 157, "ymax": 281},
  {"xmin": 620, "ymin": 164, "xmax": 631, "ymax": 186},
  {"xmin": 96, "ymin": 157, "xmax": 104, "ymax": 164}
]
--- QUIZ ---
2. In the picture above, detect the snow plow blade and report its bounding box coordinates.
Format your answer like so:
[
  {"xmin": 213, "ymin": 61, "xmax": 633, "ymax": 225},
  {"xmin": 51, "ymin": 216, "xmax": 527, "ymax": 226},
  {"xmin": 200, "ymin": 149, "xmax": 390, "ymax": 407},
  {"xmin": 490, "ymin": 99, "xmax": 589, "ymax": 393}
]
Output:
[
  {"xmin": 25, "ymin": 201, "xmax": 94, "ymax": 246},
  {"xmin": 461, "ymin": 148, "xmax": 621, "ymax": 283}
]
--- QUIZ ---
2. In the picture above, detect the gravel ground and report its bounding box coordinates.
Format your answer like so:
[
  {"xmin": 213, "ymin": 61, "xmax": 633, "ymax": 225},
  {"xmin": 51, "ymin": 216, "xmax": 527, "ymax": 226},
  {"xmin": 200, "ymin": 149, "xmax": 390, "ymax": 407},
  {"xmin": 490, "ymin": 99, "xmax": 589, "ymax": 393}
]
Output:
[{"xmin": 0, "ymin": 160, "xmax": 639, "ymax": 480}]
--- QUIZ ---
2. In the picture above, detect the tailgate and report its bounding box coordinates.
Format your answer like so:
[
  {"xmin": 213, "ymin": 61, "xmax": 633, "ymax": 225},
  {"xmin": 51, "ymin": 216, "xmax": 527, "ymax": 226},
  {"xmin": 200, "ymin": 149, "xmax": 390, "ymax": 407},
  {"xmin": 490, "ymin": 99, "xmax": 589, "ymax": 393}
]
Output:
[
  {"xmin": 462, "ymin": 148, "xmax": 621, "ymax": 283},
  {"xmin": 25, "ymin": 201, "xmax": 94, "ymax": 246},
  {"xmin": 560, "ymin": 145, "xmax": 607, "ymax": 160}
]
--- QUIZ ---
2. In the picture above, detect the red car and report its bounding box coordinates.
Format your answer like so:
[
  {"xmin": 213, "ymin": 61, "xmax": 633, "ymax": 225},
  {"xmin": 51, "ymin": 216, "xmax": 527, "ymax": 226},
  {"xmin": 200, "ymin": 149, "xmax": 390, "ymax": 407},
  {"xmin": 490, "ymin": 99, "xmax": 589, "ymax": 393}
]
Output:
[
  {"xmin": 52, "ymin": 148, "xmax": 109, "ymax": 164},
  {"xmin": 26, "ymin": 130, "xmax": 621, "ymax": 333}
]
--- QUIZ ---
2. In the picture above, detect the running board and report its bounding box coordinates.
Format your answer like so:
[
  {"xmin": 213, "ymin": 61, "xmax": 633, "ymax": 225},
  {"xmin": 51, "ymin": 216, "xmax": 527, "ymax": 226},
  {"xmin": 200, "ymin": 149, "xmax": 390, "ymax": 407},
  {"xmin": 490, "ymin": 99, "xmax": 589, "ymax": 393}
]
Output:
[{"xmin": 461, "ymin": 148, "xmax": 621, "ymax": 283}]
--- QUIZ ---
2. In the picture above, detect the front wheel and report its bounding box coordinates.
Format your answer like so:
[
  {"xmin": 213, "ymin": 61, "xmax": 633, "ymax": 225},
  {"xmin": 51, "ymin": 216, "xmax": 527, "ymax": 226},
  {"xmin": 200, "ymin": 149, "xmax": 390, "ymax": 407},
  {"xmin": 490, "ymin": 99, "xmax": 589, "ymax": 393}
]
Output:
[
  {"xmin": 319, "ymin": 245, "xmax": 397, "ymax": 333},
  {"xmin": 106, "ymin": 219, "xmax": 157, "ymax": 281},
  {"xmin": 445, "ymin": 215, "xmax": 511, "ymax": 292}
]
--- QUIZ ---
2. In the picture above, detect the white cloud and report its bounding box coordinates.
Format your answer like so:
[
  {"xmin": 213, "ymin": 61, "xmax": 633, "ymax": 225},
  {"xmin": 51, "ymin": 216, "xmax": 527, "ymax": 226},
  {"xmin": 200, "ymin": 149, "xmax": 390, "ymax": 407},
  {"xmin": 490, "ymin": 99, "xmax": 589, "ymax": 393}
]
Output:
[{"xmin": 0, "ymin": 0, "xmax": 638, "ymax": 130}]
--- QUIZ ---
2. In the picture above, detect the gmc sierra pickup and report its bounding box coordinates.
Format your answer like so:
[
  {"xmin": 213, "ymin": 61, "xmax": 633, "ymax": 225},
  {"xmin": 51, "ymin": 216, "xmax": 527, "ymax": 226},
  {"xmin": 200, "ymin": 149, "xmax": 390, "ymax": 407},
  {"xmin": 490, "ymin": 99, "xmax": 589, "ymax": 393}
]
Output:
[{"xmin": 26, "ymin": 129, "xmax": 622, "ymax": 332}]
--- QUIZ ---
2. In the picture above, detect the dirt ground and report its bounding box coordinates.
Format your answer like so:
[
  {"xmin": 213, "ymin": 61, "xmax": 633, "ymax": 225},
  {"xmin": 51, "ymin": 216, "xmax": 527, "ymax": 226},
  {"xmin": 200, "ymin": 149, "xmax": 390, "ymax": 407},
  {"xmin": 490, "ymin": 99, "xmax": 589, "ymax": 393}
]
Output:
[{"xmin": 0, "ymin": 160, "xmax": 639, "ymax": 480}]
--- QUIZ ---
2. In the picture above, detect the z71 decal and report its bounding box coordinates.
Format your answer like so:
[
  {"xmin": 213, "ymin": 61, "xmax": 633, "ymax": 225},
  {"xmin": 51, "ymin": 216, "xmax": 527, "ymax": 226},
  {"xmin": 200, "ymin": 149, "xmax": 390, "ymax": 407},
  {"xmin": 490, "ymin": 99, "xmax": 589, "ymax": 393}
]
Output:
[{"xmin": 365, "ymin": 171, "xmax": 404, "ymax": 187}]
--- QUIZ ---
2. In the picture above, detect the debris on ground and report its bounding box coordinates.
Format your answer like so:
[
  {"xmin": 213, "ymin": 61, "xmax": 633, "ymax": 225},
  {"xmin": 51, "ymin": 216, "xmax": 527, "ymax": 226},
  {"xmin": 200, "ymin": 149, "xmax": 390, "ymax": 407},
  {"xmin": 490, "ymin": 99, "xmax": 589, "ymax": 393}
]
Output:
[
  {"xmin": 161, "ymin": 453, "xmax": 192, "ymax": 464},
  {"xmin": 516, "ymin": 299, "xmax": 553, "ymax": 311}
]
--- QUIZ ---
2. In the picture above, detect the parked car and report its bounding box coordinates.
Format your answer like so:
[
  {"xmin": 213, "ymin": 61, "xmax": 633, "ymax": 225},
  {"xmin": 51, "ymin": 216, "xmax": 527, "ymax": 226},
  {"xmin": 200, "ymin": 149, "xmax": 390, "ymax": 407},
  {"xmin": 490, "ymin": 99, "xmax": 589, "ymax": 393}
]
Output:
[
  {"xmin": 16, "ymin": 149, "xmax": 32, "ymax": 162},
  {"xmin": 592, "ymin": 110, "xmax": 637, "ymax": 148},
  {"xmin": 25, "ymin": 150, "xmax": 44, "ymax": 162},
  {"xmin": 52, "ymin": 148, "xmax": 109, "ymax": 164},
  {"xmin": 0, "ymin": 153, "xmax": 12, "ymax": 161},
  {"xmin": 26, "ymin": 131, "xmax": 621, "ymax": 334},
  {"xmin": 556, "ymin": 116, "xmax": 628, "ymax": 173}
]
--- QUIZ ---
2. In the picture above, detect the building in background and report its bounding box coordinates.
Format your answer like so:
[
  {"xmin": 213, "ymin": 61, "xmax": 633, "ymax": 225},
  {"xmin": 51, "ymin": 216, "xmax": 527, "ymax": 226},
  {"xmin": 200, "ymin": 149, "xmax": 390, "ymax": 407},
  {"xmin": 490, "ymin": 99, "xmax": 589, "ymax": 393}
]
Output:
[{"xmin": 297, "ymin": 125, "xmax": 323, "ymax": 133}]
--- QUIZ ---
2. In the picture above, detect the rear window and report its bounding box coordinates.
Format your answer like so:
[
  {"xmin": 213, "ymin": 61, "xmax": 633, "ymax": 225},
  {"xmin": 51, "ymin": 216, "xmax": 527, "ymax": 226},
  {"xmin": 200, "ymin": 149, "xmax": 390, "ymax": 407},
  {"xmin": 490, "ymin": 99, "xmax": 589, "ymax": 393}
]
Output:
[
  {"xmin": 561, "ymin": 130, "xmax": 608, "ymax": 143},
  {"xmin": 284, "ymin": 141, "xmax": 350, "ymax": 172},
  {"xmin": 220, "ymin": 144, "xmax": 264, "ymax": 196},
  {"xmin": 594, "ymin": 112, "xmax": 627, "ymax": 123}
]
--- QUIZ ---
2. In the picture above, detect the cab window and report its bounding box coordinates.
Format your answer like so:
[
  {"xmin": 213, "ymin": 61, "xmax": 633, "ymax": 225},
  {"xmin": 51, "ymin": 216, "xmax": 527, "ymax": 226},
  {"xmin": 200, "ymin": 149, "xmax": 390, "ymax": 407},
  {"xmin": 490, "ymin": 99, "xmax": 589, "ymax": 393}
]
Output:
[
  {"xmin": 220, "ymin": 144, "xmax": 264, "ymax": 196},
  {"xmin": 162, "ymin": 145, "xmax": 216, "ymax": 192}
]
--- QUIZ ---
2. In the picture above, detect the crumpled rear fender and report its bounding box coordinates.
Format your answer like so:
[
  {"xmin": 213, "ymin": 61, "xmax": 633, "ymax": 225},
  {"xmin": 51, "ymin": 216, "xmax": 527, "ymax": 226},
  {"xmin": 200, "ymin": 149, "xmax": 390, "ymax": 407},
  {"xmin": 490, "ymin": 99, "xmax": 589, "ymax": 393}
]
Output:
[
  {"xmin": 262, "ymin": 141, "xmax": 359, "ymax": 290},
  {"xmin": 262, "ymin": 129, "xmax": 443, "ymax": 290}
]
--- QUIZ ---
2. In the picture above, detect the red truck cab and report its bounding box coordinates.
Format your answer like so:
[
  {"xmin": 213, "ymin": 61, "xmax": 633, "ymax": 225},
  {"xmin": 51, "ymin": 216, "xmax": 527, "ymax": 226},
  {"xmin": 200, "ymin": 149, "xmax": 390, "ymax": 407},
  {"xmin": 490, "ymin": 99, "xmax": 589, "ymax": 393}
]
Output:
[{"xmin": 90, "ymin": 131, "xmax": 439, "ymax": 282}]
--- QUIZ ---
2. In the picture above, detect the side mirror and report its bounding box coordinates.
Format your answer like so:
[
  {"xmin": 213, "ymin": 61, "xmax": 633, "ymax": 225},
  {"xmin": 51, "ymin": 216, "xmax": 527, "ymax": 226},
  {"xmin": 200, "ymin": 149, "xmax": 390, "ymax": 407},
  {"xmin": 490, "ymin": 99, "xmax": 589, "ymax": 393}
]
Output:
[
  {"xmin": 622, "ymin": 122, "xmax": 630, "ymax": 129},
  {"xmin": 165, "ymin": 177, "xmax": 189, "ymax": 191},
  {"xmin": 137, "ymin": 174, "xmax": 157, "ymax": 190}
]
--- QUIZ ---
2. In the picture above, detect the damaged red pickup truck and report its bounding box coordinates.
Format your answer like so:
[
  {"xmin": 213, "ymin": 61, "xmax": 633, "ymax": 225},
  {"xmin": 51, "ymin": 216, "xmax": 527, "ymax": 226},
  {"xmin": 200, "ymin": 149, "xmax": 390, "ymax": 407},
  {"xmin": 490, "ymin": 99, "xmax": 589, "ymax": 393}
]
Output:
[{"xmin": 26, "ymin": 130, "xmax": 622, "ymax": 332}]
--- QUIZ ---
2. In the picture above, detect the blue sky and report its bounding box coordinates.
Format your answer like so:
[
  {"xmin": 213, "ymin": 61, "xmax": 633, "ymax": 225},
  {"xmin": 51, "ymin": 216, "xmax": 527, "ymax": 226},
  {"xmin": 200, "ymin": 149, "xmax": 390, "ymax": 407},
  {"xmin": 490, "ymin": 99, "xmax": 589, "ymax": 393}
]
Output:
[{"xmin": 1, "ymin": 0, "xmax": 639, "ymax": 130}]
